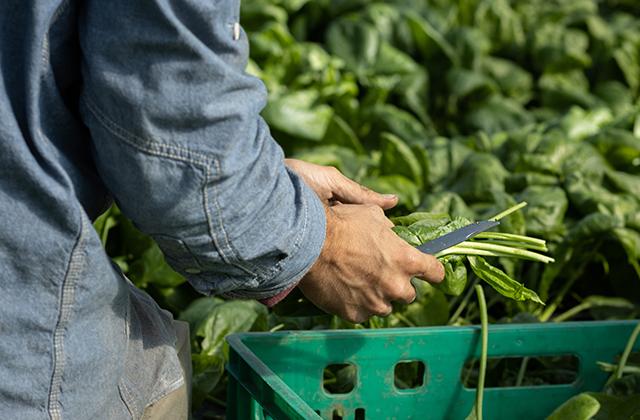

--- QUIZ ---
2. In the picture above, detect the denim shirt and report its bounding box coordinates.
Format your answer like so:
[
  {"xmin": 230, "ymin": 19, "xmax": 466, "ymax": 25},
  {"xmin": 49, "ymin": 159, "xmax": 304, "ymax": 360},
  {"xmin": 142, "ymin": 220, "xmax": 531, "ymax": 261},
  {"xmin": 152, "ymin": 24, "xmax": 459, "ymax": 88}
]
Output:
[{"xmin": 0, "ymin": 0, "xmax": 326, "ymax": 418}]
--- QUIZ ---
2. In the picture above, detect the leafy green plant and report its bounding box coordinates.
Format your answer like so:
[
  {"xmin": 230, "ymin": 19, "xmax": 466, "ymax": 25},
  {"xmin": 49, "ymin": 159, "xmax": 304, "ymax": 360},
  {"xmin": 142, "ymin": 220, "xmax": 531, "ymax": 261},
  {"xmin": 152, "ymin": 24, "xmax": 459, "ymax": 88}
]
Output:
[
  {"xmin": 393, "ymin": 203, "xmax": 550, "ymax": 304},
  {"xmin": 92, "ymin": 0, "xmax": 640, "ymax": 416}
]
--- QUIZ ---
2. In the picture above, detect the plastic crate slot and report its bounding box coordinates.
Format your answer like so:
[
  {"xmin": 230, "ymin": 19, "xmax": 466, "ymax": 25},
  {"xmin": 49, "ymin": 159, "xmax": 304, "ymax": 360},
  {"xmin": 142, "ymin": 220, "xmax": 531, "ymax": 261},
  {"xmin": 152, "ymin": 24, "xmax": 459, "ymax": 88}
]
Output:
[
  {"xmin": 394, "ymin": 360, "xmax": 426, "ymax": 390},
  {"xmin": 323, "ymin": 363, "xmax": 357, "ymax": 394},
  {"xmin": 331, "ymin": 407, "xmax": 344, "ymax": 419},
  {"xmin": 461, "ymin": 354, "xmax": 579, "ymax": 388},
  {"xmin": 355, "ymin": 407, "xmax": 365, "ymax": 419}
]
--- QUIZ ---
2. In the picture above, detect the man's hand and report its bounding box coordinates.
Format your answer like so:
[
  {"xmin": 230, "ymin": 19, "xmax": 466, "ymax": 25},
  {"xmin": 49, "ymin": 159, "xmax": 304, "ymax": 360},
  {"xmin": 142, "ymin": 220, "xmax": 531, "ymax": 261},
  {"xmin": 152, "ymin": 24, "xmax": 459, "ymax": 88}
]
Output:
[
  {"xmin": 298, "ymin": 204, "xmax": 445, "ymax": 324},
  {"xmin": 285, "ymin": 158, "xmax": 397, "ymax": 209}
]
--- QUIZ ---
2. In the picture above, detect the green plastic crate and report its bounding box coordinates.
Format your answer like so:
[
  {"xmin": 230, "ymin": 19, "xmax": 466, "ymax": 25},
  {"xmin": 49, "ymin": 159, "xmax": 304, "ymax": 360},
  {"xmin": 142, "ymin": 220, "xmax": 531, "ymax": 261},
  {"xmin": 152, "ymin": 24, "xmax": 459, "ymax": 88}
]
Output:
[{"xmin": 226, "ymin": 320, "xmax": 639, "ymax": 419}]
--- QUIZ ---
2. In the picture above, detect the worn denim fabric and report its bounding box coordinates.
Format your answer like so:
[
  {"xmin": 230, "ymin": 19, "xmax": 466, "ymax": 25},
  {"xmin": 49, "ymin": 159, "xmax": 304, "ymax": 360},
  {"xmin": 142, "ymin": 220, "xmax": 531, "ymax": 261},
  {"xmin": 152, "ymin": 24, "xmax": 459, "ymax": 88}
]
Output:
[{"xmin": 0, "ymin": 0, "xmax": 326, "ymax": 418}]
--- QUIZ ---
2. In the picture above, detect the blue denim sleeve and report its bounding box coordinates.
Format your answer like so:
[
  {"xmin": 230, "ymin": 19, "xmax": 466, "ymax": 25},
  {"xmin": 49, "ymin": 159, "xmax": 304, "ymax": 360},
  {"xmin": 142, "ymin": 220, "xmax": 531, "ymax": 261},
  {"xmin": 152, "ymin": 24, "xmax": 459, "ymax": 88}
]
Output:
[{"xmin": 77, "ymin": 0, "xmax": 326, "ymax": 299}]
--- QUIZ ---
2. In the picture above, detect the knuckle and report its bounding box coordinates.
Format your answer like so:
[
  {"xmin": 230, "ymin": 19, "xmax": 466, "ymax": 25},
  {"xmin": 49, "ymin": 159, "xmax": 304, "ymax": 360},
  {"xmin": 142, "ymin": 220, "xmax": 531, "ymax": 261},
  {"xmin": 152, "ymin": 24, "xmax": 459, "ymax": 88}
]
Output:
[
  {"xmin": 371, "ymin": 302, "xmax": 392, "ymax": 317},
  {"xmin": 388, "ymin": 282, "xmax": 416, "ymax": 304},
  {"xmin": 400, "ymin": 248, "xmax": 420, "ymax": 269},
  {"xmin": 368, "ymin": 204, "xmax": 385, "ymax": 217},
  {"xmin": 344, "ymin": 309, "xmax": 367, "ymax": 324},
  {"xmin": 403, "ymin": 286, "xmax": 417, "ymax": 304},
  {"xmin": 426, "ymin": 256, "xmax": 444, "ymax": 279},
  {"xmin": 327, "ymin": 166, "xmax": 341, "ymax": 176},
  {"xmin": 387, "ymin": 283, "xmax": 405, "ymax": 300}
]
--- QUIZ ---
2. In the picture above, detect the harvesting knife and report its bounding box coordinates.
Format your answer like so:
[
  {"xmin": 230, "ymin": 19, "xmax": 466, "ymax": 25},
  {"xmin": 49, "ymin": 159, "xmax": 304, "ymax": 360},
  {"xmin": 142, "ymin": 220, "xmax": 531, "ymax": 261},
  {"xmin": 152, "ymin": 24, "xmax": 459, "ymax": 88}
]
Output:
[{"xmin": 417, "ymin": 220, "xmax": 500, "ymax": 255}]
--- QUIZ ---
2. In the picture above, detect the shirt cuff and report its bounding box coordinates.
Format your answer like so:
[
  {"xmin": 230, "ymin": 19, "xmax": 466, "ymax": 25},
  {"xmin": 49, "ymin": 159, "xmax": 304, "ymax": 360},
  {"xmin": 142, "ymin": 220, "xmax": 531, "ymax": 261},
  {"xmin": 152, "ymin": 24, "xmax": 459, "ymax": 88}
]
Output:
[
  {"xmin": 258, "ymin": 283, "xmax": 299, "ymax": 307},
  {"xmin": 218, "ymin": 176, "xmax": 327, "ymax": 301}
]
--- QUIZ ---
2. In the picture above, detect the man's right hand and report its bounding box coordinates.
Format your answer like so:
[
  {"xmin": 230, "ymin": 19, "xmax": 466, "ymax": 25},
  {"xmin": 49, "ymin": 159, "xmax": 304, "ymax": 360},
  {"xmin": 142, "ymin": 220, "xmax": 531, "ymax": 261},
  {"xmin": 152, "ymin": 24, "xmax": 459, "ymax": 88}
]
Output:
[{"xmin": 297, "ymin": 203, "xmax": 445, "ymax": 324}]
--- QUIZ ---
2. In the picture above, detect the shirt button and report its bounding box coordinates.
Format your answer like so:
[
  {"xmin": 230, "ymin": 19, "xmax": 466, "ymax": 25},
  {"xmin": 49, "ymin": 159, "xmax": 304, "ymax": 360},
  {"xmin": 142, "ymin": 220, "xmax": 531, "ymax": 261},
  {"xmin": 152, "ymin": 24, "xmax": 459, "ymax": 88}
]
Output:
[{"xmin": 185, "ymin": 268, "xmax": 201, "ymax": 275}]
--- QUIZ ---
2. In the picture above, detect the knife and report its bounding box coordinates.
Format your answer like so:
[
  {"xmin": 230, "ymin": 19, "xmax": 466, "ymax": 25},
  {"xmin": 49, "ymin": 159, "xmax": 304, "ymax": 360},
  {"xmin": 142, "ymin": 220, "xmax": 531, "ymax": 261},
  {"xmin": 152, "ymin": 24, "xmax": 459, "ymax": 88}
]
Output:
[{"xmin": 416, "ymin": 220, "xmax": 500, "ymax": 255}]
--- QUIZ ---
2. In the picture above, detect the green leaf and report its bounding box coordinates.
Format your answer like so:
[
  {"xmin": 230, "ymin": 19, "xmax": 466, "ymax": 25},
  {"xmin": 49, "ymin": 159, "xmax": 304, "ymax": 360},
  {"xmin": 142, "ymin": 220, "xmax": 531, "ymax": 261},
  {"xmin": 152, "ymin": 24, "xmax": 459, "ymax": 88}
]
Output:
[
  {"xmin": 468, "ymin": 256, "xmax": 544, "ymax": 304},
  {"xmin": 262, "ymin": 90, "xmax": 334, "ymax": 141},
  {"xmin": 446, "ymin": 67, "xmax": 497, "ymax": 100},
  {"xmin": 379, "ymin": 132, "xmax": 424, "ymax": 186},
  {"xmin": 293, "ymin": 145, "xmax": 372, "ymax": 180},
  {"xmin": 404, "ymin": 11, "xmax": 458, "ymax": 65},
  {"xmin": 567, "ymin": 213, "xmax": 624, "ymax": 244},
  {"xmin": 409, "ymin": 217, "xmax": 472, "ymax": 245},
  {"xmin": 361, "ymin": 175, "xmax": 421, "ymax": 210},
  {"xmin": 506, "ymin": 172, "xmax": 559, "ymax": 192},
  {"xmin": 532, "ymin": 24, "xmax": 592, "ymax": 73},
  {"xmin": 518, "ymin": 186, "xmax": 568, "ymax": 240},
  {"xmin": 128, "ymin": 243, "xmax": 185, "ymax": 288},
  {"xmin": 372, "ymin": 41, "xmax": 419, "ymax": 76},
  {"xmin": 450, "ymin": 152, "xmax": 509, "ymax": 202},
  {"xmin": 365, "ymin": 104, "xmax": 431, "ymax": 147},
  {"xmin": 480, "ymin": 56, "xmax": 532, "ymax": 104},
  {"xmin": 392, "ymin": 225, "xmax": 422, "ymax": 246},
  {"xmin": 613, "ymin": 31, "xmax": 640, "ymax": 97},
  {"xmin": 588, "ymin": 128, "xmax": 640, "ymax": 174},
  {"xmin": 612, "ymin": 228, "xmax": 640, "ymax": 279},
  {"xmin": 326, "ymin": 18, "xmax": 380, "ymax": 77},
  {"xmin": 419, "ymin": 191, "xmax": 476, "ymax": 220},
  {"xmin": 93, "ymin": 206, "xmax": 119, "ymax": 247},
  {"xmin": 539, "ymin": 71, "xmax": 600, "ymax": 110},
  {"xmin": 199, "ymin": 300, "xmax": 267, "ymax": 356},
  {"xmin": 546, "ymin": 393, "xmax": 601, "ymax": 420},
  {"xmin": 322, "ymin": 115, "xmax": 365, "ymax": 155},
  {"xmin": 424, "ymin": 138, "xmax": 474, "ymax": 188},
  {"xmin": 484, "ymin": 191, "xmax": 526, "ymax": 236},
  {"xmin": 462, "ymin": 95, "xmax": 533, "ymax": 134},
  {"xmin": 435, "ymin": 255, "xmax": 468, "ymax": 296},
  {"xmin": 391, "ymin": 212, "xmax": 450, "ymax": 227},
  {"xmin": 190, "ymin": 353, "xmax": 225, "ymax": 409},
  {"xmin": 401, "ymin": 285, "xmax": 449, "ymax": 326},
  {"xmin": 605, "ymin": 170, "xmax": 640, "ymax": 197}
]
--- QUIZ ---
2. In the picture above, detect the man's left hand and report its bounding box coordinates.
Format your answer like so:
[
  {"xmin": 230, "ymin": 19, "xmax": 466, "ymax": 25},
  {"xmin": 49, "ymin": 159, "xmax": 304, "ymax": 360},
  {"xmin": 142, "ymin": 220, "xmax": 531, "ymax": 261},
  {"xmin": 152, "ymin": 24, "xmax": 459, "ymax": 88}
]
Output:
[{"xmin": 285, "ymin": 158, "xmax": 398, "ymax": 209}]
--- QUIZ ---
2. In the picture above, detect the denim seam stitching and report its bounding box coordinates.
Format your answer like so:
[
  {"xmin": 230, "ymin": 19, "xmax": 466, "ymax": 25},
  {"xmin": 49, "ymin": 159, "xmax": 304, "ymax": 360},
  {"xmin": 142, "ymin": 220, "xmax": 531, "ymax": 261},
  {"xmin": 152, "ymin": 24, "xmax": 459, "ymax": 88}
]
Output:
[
  {"xmin": 117, "ymin": 383, "xmax": 135, "ymax": 419},
  {"xmin": 119, "ymin": 380, "xmax": 139, "ymax": 418},
  {"xmin": 204, "ymin": 159, "xmax": 257, "ymax": 277},
  {"xmin": 47, "ymin": 216, "xmax": 86, "ymax": 420},
  {"xmin": 40, "ymin": 0, "xmax": 71, "ymax": 71},
  {"xmin": 85, "ymin": 97, "xmax": 258, "ymax": 280},
  {"xmin": 202, "ymin": 162, "xmax": 232, "ymax": 263},
  {"xmin": 145, "ymin": 377, "xmax": 185, "ymax": 408},
  {"xmin": 84, "ymin": 97, "xmax": 209, "ymax": 166},
  {"xmin": 117, "ymin": 292, "xmax": 137, "ymax": 419}
]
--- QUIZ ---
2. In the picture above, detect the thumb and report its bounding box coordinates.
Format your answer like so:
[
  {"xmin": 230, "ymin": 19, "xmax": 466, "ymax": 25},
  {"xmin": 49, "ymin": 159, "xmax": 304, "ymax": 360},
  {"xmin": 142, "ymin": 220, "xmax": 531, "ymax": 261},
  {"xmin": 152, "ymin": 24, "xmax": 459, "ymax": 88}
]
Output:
[
  {"xmin": 405, "ymin": 246, "xmax": 445, "ymax": 284},
  {"xmin": 332, "ymin": 172, "xmax": 398, "ymax": 210}
]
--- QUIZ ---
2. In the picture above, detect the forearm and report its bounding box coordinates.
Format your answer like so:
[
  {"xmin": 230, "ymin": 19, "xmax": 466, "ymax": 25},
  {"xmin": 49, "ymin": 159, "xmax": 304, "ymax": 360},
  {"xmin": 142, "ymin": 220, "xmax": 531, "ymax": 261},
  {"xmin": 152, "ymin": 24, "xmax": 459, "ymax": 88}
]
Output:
[{"xmin": 79, "ymin": 0, "xmax": 326, "ymax": 298}]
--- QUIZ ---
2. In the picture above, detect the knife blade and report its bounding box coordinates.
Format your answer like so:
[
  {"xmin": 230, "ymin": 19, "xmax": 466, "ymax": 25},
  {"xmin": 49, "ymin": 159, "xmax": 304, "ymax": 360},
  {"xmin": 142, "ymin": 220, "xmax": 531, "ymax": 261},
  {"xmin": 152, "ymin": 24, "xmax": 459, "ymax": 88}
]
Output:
[{"xmin": 416, "ymin": 220, "xmax": 500, "ymax": 255}]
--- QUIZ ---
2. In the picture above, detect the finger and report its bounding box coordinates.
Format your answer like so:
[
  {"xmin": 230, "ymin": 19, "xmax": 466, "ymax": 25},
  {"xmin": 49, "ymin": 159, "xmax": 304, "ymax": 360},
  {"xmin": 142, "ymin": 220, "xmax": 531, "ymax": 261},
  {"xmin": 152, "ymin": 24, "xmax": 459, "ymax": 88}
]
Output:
[
  {"xmin": 403, "ymin": 247, "xmax": 445, "ymax": 284},
  {"xmin": 330, "ymin": 170, "xmax": 398, "ymax": 209},
  {"xmin": 370, "ymin": 302, "xmax": 393, "ymax": 317},
  {"xmin": 389, "ymin": 281, "xmax": 417, "ymax": 304}
]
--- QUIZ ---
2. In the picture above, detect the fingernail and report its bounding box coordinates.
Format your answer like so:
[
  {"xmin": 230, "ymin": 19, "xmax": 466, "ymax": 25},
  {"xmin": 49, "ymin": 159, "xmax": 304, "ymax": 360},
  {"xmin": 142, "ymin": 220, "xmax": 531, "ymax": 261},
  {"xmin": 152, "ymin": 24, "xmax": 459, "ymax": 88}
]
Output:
[{"xmin": 383, "ymin": 194, "xmax": 397, "ymax": 200}]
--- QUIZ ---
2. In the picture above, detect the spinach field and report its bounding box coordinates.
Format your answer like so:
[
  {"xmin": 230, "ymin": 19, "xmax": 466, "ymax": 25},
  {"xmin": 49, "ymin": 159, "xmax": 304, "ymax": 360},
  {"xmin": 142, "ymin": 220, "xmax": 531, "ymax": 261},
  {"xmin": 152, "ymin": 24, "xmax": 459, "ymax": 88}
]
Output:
[{"xmin": 94, "ymin": 0, "xmax": 640, "ymax": 417}]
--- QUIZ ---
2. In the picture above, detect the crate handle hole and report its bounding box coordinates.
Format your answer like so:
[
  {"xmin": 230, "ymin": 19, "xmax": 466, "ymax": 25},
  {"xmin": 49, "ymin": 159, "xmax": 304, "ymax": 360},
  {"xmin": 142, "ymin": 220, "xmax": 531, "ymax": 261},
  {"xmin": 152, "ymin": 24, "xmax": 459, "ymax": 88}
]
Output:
[
  {"xmin": 461, "ymin": 354, "xmax": 579, "ymax": 388},
  {"xmin": 394, "ymin": 360, "xmax": 426, "ymax": 390},
  {"xmin": 323, "ymin": 363, "xmax": 357, "ymax": 394}
]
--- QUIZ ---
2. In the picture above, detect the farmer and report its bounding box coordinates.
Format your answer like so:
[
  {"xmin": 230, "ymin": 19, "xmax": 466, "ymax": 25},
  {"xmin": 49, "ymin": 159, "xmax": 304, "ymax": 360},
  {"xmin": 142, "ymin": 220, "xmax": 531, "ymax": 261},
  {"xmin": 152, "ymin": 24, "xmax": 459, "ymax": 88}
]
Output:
[{"xmin": 0, "ymin": 0, "xmax": 444, "ymax": 418}]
